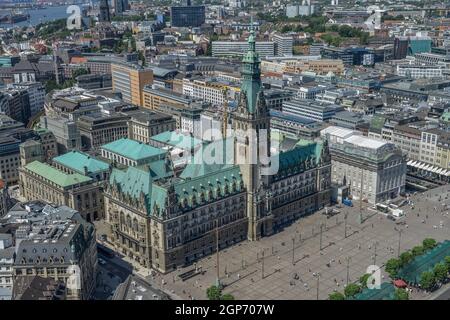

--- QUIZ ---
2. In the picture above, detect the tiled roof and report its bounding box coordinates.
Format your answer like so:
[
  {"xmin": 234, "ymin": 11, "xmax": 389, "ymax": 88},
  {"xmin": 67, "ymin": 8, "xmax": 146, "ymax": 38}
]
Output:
[
  {"xmin": 24, "ymin": 161, "xmax": 92, "ymax": 188},
  {"xmin": 53, "ymin": 150, "xmax": 110, "ymax": 175}
]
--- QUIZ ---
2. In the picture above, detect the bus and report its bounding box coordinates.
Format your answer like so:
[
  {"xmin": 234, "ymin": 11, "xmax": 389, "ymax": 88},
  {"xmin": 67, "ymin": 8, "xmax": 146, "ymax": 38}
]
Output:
[{"xmin": 376, "ymin": 203, "xmax": 389, "ymax": 213}]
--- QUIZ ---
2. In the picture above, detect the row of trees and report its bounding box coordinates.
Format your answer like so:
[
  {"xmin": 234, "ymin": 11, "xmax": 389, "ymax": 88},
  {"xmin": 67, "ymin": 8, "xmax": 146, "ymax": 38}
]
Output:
[
  {"xmin": 419, "ymin": 257, "xmax": 450, "ymax": 291},
  {"xmin": 272, "ymin": 15, "xmax": 370, "ymax": 46},
  {"xmin": 385, "ymin": 238, "xmax": 438, "ymax": 278},
  {"xmin": 329, "ymin": 273, "xmax": 409, "ymax": 300}
]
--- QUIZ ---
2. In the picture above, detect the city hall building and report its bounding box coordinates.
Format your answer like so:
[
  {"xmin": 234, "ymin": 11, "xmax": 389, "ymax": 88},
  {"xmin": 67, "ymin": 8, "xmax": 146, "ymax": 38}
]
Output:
[{"xmin": 104, "ymin": 31, "xmax": 332, "ymax": 273}]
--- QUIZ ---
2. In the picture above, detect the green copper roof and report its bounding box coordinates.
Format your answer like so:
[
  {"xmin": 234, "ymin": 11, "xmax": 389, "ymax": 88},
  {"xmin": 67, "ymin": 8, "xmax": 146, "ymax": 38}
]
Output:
[
  {"xmin": 102, "ymin": 138, "xmax": 166, "ymax": 161},
  {"xmin": 151, "ymin": 131, "xmax": 204, "ymax": 150},
  {"xmin": 25, "ymin": 161, "xmax": 92, "ymax": 188},
  {"xmin": 53, "ymin": 150, "xmax": 110, "ymax": 175},
  {"xmin": 173, "ymin": 164, "xmax": 243, "ymax": 212},
  {"xmin": 273, "ymin": 142, "xmax": 324, "ymax": 181},
  {"xmin": 240, "ymin": 25, "xmax": 262, "ymax": 114},
  {"xmin": 180, "ymin": 162, "xmax": 234, "ymax": 179},
  {"xmin": 109, "ymin": 161, "xmax": 243, "ymax": 217},
  {"xmin": 110, "ymin": 166, "xmax": 152, "ymax": 200}
]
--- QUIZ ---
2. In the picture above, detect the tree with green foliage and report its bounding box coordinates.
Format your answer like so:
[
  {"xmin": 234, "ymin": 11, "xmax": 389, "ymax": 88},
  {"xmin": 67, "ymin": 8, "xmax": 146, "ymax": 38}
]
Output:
[
  {"xmin": 221, "ymin": 293, "xmax": 235, "ymax": 300},
  {"xmin": 433, "ymin": 263, "xmax": 448, "ymax": 283},
  {"xmin": 394, "ymin": 288, "xmax": 409, "ymax": 300},
  {"xmin": 385, "ymin": 258, "xmax": 401, "ymax": 278},
  {"xmin": 344, "ymin": 283, "xmax": 361, "ymax": 298},
  {"xmin": 399, "ymin": 251, "xmax": 413, "ymax": 266},
  {"xmin": 206, "ymin": 285, "xmax": 222, "ymax": 300},
  {"xmin": 72, "ymin": 68, "xmax": 89, "ymax": 80},
  {"xmin": 445, "ymin": 256, "xmax": 450, "ymax": 270},
  {"xmin": 281, "ymin": 25, "xmax": 292, "ymax": 33},
  {"xmin": 359, "ymin": 274, "xmax": 371, "ymax": 289},
  {"xmin": 420, "ymin": 271, "xmax": 436, "ymax": 291},
  {"xmin": 411, "ymin": 246, "xmax": 425, "ymax": 257},
  {"xmin": 329, "ymin": 292, "xmax": 345, "ymax": 300},
  {"xmin": 44, "ymin": 80, "xmax": 62, "ymax": 93},
  {"xmin": 423, "ymin": 238, "xmax": 437, "ymax": 251}
]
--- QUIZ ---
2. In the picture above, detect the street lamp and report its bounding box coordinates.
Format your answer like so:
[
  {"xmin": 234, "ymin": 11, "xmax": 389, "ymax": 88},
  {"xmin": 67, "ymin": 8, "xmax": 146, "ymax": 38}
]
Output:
[
  {"xmin": 314, "ymin": 272, "xmax": 321, "ymax": 300},
  {"xmin": 344, "ymin": 213, "xmax": 348, "ymax": 238},
  {"xmin": 319, "ymin": 223, "xmax": 324, "ymax": 251},
  {"xmin": 292, "ymin": 236, "xmax": 295, "ymax": 265},
  {"xmin": 373, "ymin": 241, "xmax": 378, "ymax": 265},
  {"xmin": 397, "ymin": 229, "xmax": 403, "ymax": 258},
  {"xmin": 346, "ymin": 257, "xmax": 351, "ymax": 285}
]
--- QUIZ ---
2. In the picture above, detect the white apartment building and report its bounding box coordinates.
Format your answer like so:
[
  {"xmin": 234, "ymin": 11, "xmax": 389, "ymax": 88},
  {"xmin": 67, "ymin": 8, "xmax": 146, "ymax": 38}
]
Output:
[
  {"xmin": 396, "ymin": 64, "xmax": 445, "ymax": 79},
  {"xmin": 182, "ymin": 78, "xmax": 240, "ymax": 106},
  {"xmin": 9, "ymin": 82, "xmax": 45, "ymax": 117},
  {"xmin": 272, "ymin": 34, "xmax": 293, "ymax": 57},
  {"xmin": 419, "ymin": 131, "xmax": 438, "ymax": 165},
  {"xmin": 212, "ymin": 41, "xmax": 275, "ymax": 57}
]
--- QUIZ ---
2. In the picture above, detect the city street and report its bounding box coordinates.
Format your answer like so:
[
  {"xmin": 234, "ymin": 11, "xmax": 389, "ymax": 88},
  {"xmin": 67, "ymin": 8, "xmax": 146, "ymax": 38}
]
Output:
[{"xmin": 149, "ymin": 185, "xmax": 450, "ymax": 300}]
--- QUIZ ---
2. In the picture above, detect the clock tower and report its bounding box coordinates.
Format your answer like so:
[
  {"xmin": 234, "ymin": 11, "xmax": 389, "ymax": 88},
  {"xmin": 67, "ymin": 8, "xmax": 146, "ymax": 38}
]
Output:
[{"xmin": 233, "ymin": 22, "xmax": 272, "ymax": 240}]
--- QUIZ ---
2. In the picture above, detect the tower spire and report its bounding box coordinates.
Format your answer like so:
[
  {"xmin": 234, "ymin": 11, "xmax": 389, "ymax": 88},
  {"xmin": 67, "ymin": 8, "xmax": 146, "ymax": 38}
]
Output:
[{"xmin": 240, "ymin": 15, "xmax": 261, "ymax": 114}]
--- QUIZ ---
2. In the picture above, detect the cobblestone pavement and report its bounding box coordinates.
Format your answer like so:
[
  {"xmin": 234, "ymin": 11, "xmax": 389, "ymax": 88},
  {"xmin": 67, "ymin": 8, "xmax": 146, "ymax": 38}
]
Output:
[{"xmin": 151, "ymin": 185, "xmax": 450, "ymax": 300}]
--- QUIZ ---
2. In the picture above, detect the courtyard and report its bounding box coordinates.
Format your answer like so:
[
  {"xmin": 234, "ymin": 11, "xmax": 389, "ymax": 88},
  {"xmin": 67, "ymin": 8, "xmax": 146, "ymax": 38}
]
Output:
[{"xmin": 146, "ymin": 185, "xmax": 450, "ymax": 300}]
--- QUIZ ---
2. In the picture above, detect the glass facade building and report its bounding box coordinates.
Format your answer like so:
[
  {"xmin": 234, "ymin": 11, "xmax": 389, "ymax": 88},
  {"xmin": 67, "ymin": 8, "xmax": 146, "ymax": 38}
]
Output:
[{"xmin": 170, "ymin": 5, "xmax": 205, "ymax": 28}]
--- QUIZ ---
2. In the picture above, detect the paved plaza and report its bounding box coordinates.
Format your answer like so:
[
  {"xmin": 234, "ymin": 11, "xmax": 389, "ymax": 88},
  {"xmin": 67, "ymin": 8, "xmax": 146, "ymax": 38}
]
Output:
[{"xmin": 145, "ymin": 185, "xmax": 450, "ymax": 300}]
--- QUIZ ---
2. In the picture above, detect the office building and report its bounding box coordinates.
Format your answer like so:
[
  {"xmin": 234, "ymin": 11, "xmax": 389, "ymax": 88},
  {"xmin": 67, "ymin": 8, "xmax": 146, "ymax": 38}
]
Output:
[
  {"xmin": 273, "ymin": 34, "xmax": 293, "ymax": 57},
  {"xmin": 7, "ymin": 201, "xmax": 97, "ymax": 299},
  {"xmin": 322, "ymin": 126, "xmax": 406, "ymax": 204},
  {"xmin": 170, "ymin": 4, "xmax": 205, "ymax": 28},
  {"xmin": 282, "ymin": 99, "xmax": 344, "ymax": 122},
  {"xmin": 124, "ymin": 108, "xmax": 177, "ymax": 144},
  {"xmin": 0, "ymin": 179, "xmax": 9, "ymax": 218},
  {"xmin": 99, "ymin": 0, "xmax": 111, "ymax": 23},
  {"xmin": 8, "ymin": 83, "xmax": 45, "ymax": 118},
  {"xmin": 39, "ymin": 116, "xmax": 81, "ymax": 154},
  {"xmin": 113, "ymin": 0, "xmax": 128, "ymax": 15},
  {"xmin": 0, "ymin": 89, "xmax": 31, "ymax": 125},
  {"xmin": 111, "ymin": 62, "xmax": 153, "ymax": 107},
  {"xmin": 142, "ymin": 86, "xmax": 193, "ymax": 110},
  {"xmin": 18, "ymin": 161, "xmax": 104, "ymax": 222},
  {"xmin": 182, "ymin": 78, "xmax": 240, "ymax": 106},
  {"xmin": 212, "ymin": 41, "xmax": 275, "ymax": 57},
  {"xmin": 396, "ymin": 64, "xmax": 445, "ymax": 79},
  {"xmin": 0, "ymin": 136, "xmax": 21, "ymax": 185},
  {"xmin": 76, "ymin": 74, "xmax": 112, "ymax": 90},
  {"xmin": 76, "ymin": 113, "xmax": 130, "ymax": 150}
]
